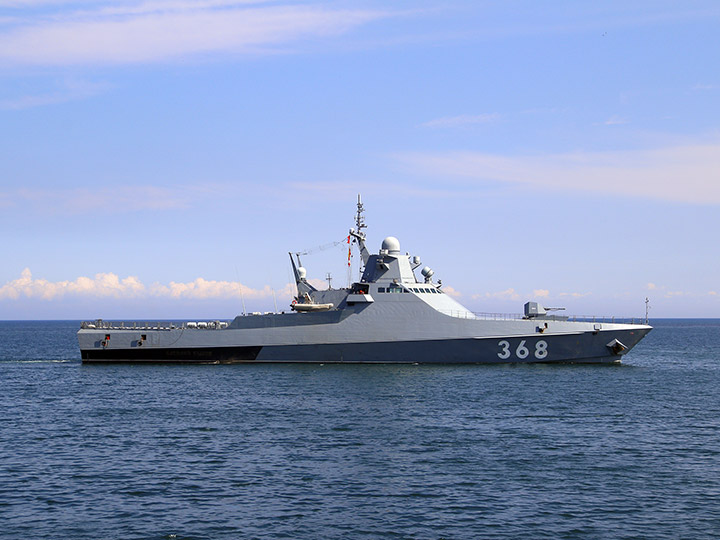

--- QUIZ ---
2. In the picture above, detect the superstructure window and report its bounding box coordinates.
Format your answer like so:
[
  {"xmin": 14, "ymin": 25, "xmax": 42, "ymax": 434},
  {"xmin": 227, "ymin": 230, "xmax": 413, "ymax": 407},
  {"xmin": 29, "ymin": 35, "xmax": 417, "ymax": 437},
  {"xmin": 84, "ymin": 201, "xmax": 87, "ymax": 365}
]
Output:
[{"xmin": 378, "ymin": 287, "xmax": 385, "ymax": 293}]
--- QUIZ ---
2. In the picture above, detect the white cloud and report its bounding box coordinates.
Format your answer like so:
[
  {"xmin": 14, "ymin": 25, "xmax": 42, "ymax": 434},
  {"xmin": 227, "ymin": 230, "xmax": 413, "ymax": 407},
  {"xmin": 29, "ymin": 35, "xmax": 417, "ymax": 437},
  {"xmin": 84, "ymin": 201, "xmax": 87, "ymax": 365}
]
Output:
[
  {"xmin": 422, "ymin": 113, "xmax": 500, "ymax": 128},
  {"xmin": 557, "ymin": 291, "xmax": 591, "ymax": 298},
  {"xmin": 475, "ymin": 288, "xmax": 521, "ymax": 301},
  {"xmin": 441, "ymin": 285, "xmax": 461, "ymax": 297},
  {"xmin": 0, "ymin": 1, "xmax": 390, "ymax": 66},
  {"xmin": 644, "ymin": 284, "xmax": 701, "ymax": 299},
  {"xmin": 306, "ymin": 278, "xmax": 328, "ymax": 290},
  {"xmin": 85, "ymin": 0, "xmax": 277, "ymax": 18},
  {"xmin": 603, "ymin": 115, "xmax": 628, "ymax": 125},
  {"xmin": 532, "ymin": 289, "xmax": 549, "ymax": 298},
  {"xmin": 0, "ymin": 268, "xmax": 295, "ymax": 301},
  {"xmin": 665, "ymin": 290, "xmax": 686, "ymax": 298},
  {"xmin": 0, "ymin": 78, "xmax": 110, "ymax": 110},
  {"xmin": 283, "ymin": 180, "xmax": 466, "ymax": 203},
  {"xmin": 642, "ymin": 283, "xmax": 707, "ymax": 299},
  {"xmin": 0, "ymin": 268, "xmax": 145, "ymax": 300},
  {"xmin": 6, "ymin": 185, "xmax": 193, "ymax": 214},
  {"xmin": 2, "ymin": 0, "xmax": 111, "ymax": 6},
  {"xmin": 150, "ymin": 278, "xmax": 295, "ymax": 300},
  {"xmin": 395, "ymin": 141, "xmax": 720, "ymax": 204}
]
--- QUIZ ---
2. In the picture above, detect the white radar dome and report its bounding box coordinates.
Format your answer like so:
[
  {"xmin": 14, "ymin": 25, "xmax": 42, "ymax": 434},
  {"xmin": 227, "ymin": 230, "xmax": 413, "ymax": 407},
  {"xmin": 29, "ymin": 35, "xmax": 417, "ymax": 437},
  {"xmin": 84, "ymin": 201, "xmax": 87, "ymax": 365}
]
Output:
[
  {"xmin": 298, "ymin": 267, "xmax": 307, "ymax": 279},
  {"xmin": 381, "ymin": 236, "xmax": 401, "ymax": 254}
]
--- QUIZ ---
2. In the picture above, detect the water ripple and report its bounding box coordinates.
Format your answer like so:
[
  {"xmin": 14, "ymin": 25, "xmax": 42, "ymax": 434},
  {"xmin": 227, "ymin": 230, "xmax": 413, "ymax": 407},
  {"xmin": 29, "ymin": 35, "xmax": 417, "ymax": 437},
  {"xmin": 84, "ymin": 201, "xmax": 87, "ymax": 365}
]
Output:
[{"xmin": 1, "ymin": 320, "xmax": 719, "ymax": 539}]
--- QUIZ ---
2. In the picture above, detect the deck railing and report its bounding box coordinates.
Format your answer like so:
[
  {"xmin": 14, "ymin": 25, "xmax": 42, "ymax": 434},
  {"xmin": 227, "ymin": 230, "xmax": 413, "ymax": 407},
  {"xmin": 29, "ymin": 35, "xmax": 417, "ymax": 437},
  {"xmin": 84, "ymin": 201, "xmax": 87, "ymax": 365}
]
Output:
[
  {"xmin": 437, "ymin": 311, "xmax": 649, "ymax": 325},
  {"xmin": 565, "ymin": 315, "xmax": 649, "ymax": 325},
  {"xmin": 80, "ymin": 320, "xmax": 230, "ymax": 330}
]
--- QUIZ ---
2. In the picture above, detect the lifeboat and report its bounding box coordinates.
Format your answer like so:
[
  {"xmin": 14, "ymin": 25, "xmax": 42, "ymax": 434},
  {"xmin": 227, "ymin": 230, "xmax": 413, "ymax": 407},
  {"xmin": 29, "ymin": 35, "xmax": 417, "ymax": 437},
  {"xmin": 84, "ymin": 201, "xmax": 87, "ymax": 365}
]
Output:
[{"xmin": 291, "ymin": 302, "xmax": 334, "ymax": 312}]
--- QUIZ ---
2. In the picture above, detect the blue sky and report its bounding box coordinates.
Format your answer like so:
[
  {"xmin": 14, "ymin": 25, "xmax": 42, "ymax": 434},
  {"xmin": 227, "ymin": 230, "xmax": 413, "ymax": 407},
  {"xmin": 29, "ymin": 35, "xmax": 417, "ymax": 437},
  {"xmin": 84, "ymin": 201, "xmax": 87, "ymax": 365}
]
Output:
[{"xmin": 1, "ymin": 0, "xmax": 718, "ymax": 319}]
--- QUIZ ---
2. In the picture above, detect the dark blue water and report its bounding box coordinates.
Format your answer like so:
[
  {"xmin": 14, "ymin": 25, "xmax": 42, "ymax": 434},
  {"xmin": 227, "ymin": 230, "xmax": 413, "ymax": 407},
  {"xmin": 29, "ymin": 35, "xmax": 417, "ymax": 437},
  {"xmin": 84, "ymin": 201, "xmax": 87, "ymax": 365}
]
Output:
[{"xmin": 1, "ymin": 320, "xmax": 719, "ymax": 539}]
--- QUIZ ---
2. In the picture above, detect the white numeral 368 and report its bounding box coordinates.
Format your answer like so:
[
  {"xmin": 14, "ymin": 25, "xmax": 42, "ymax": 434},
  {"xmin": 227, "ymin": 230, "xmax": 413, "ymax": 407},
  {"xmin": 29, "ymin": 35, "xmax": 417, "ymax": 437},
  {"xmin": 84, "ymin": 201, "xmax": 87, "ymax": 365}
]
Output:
[{"xmin": 497, "ymin": 339, "xmax": 548, "ymax": 360}]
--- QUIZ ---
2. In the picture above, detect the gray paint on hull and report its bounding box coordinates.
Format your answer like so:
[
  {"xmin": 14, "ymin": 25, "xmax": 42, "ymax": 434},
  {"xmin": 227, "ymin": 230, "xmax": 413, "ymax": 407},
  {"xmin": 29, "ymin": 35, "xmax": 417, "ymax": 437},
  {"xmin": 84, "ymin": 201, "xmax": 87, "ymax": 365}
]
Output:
[{"xmin": 81, "ymin": 328, "xmax": 649, "ymax": 364}]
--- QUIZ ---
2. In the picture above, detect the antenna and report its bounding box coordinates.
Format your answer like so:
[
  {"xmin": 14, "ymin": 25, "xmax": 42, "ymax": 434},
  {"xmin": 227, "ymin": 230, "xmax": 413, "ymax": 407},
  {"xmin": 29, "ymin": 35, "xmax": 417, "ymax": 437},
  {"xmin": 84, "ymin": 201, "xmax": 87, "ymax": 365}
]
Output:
[
  {"xmin": 355, "ymin": 194, "xmax": 366, "ymax": 235},
  {"xmin": 354, "ymin": 194, "xmax": 367, "ymax": 281},
  {"xmin": 645, "ymin": 297, "xmax": 650, "ymax": 324},
  {"xmin": 272, "ymin": 288, "xmax": 278, "ymax": 313},
  {"xmin": 326, "ymin": 272, "xmax": 333, "ymax": 289},
  {"xmin": 235, "ymin": 266, "xmax": 247, "ymax": 316}
]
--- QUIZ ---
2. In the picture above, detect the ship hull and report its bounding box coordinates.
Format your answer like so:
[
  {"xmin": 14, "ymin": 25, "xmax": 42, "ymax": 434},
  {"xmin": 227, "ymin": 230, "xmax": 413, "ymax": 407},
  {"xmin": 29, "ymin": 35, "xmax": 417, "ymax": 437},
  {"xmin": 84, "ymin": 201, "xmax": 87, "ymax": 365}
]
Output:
[{"xmin": 80, "ymin": 327, "xmax": 650, "ymax": 364}]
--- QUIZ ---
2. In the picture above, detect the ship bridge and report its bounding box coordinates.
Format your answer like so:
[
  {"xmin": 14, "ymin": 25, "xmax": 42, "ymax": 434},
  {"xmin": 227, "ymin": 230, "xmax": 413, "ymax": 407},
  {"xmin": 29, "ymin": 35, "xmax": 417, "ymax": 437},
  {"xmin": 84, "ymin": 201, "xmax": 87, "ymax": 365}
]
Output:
[{"xmin": 349, "ymin": 234, "xmax": 476, "ymax": 319}]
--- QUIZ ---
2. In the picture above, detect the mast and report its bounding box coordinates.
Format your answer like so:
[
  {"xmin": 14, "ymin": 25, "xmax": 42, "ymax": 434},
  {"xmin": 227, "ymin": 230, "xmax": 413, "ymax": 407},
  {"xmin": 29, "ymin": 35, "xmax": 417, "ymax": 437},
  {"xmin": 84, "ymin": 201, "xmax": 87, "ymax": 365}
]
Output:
[
  {"xmin": 355, "ymin": 193, "xmax": 366, "ymax": 235},
  {"xmin": 349, "ymin": 194, "xmax": 370, "ymax": 275}
]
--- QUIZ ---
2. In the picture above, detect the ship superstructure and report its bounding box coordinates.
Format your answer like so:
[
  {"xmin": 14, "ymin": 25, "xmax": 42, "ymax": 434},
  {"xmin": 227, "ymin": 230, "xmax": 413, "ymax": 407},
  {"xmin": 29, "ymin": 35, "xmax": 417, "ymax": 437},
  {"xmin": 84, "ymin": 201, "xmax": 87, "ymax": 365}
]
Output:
[{"xmin": 78, "ymin": 197, "xmax": 651, "ymax": 363}]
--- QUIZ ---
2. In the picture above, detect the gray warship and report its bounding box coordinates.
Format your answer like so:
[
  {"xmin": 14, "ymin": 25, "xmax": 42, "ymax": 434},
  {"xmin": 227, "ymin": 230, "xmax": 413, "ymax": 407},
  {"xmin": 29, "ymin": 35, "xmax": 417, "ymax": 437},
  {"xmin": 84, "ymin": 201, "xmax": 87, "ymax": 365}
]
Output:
[{"xmin": 78, "ymin": 197, "xmax": 651, "ymax": 364}]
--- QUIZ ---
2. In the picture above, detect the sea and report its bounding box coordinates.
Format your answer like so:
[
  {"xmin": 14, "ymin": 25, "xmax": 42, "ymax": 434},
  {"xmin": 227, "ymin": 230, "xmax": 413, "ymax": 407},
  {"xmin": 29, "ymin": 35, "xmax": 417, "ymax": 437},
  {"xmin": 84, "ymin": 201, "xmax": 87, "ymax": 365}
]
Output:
[{"xmin": 1, "ymin": 319, "xmax": 719, "ymax": 540}]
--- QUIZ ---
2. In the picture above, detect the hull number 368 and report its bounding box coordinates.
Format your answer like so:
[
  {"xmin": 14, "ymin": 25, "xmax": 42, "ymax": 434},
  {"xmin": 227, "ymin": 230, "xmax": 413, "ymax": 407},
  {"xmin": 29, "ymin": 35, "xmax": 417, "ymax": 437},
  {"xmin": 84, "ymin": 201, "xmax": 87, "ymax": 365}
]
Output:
[{"xmin": 497, "ymin": 339, "xmax": 548, "ymax": 360}]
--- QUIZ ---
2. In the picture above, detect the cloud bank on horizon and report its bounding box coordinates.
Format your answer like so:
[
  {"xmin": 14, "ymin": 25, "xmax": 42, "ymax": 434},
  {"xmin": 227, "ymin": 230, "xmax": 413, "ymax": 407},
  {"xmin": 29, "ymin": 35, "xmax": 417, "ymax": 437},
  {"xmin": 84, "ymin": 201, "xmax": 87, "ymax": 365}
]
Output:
[
  {"xmin": 0, "ymin": 268, "xmax": 297, "ymax": 301},
  {"xmin": 2, "ymin": 268, "xmax": 715, "ymax": 308}
]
